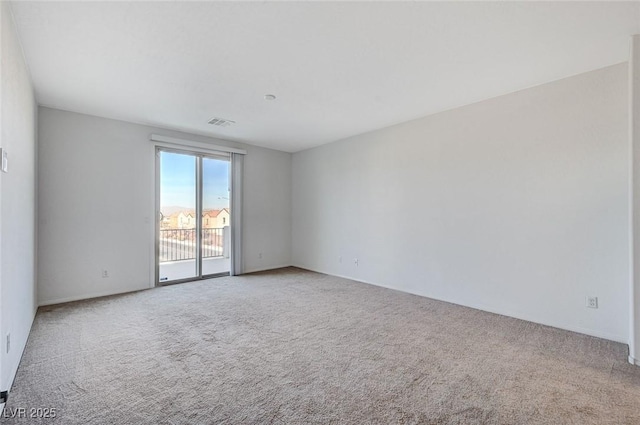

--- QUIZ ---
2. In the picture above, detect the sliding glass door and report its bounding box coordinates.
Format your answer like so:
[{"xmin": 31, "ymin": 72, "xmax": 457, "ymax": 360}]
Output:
[
  {"xmin": 157, "ymin": 148, "xmax": 231, "ymax": 284},
  {"xmin": 201, "ymin": 156, "xmax": 231, "ymax": 276}
]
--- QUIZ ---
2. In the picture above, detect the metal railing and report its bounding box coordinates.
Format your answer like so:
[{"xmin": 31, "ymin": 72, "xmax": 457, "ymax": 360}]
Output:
[{"xmin": 159, "ymin": 228, "xmax": 224, "ymax": 262}]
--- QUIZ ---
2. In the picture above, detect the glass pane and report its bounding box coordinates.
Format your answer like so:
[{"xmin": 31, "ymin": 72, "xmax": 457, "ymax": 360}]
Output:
[
  {"xmin": 202, "ymin": 156, "xmax": 230, "ymax": 276},
  {"xmin": 159, "ymin": 151, "xmax": 197, "ymax": 282}
]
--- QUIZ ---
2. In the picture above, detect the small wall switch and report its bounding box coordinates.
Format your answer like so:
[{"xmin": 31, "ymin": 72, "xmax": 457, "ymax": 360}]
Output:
[
  {"xmin": 586, "ymin": 296, "xmax": 598, "ymax": 309},
  {"xmin": 0, "ymin": 149, "xmax": 7, "ymax": 173}
]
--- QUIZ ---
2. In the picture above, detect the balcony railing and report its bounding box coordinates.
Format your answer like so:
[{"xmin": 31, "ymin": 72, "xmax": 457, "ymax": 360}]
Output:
[{"xmin": 159, "ymin": 228, "xmax": 226, "ymax": 262}]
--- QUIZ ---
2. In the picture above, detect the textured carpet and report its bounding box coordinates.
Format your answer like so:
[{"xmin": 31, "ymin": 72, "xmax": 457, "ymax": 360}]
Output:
[{"xmin": 4, "ymin": 267, "xmax": 640, "ymax": 424}]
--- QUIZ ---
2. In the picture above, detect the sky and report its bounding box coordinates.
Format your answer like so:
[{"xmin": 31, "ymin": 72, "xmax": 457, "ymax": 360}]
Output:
[{"xmin": 160, "ymin": 151, "xmax": 230, "ymax": 210}]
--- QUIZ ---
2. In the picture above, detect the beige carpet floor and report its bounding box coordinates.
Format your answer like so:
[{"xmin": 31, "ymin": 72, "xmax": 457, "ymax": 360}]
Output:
[{"xmin": 3, "ymin": 267, "xmax": 640, "ymax": 424}]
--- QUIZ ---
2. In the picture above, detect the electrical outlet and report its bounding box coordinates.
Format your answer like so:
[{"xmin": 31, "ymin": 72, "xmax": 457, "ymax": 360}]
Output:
[
  {"xmin": 102, "ymin": 269, "xmax": 109, "ymax": 278},
  {"xmin": 6, "ymin": 334, "xmax": 10, "ymax": 353},
  {"xmin": 586, "ymin": 296, "xmax": 598, "ymax": 309},
  {"xmin": 258, "ymin": 252, "xmax": 263, "ymax": 259},
  {"xmin": 354, "ymin": 258, "xmax": 359, "ymax": 266}
]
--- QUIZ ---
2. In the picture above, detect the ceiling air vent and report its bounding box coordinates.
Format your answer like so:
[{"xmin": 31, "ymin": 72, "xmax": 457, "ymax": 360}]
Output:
[{"xmin": 208, "ymin": 117, "xmax": 236, "ymax": 127}]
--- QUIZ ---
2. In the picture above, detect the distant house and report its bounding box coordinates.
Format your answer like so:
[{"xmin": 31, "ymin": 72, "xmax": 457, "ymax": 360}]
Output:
[
  {"xmin": 166, "ymin": 210, "xmax": 197, "ymax": 229},
  {"xmin": 203, "ymin": 208, "xmax": 230, "ymax": 228},
  {"xmin": 160, "ymin": 213, "xmax": 171, "ymax": 229},
  {"xmin": 161, "ymin": 208, "xmax": 229, "ymax": 229}
]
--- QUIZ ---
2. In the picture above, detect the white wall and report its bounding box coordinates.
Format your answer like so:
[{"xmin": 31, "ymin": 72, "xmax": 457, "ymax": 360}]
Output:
[
  {"xmin": 242, "ymin": 145, "xmax": 292, "ymax": 273},
  {"xmin": 0, "ymin": 1, "xmax": 38, "ymax": 389},
  {"xmin": 293, "ymin": 63, "xmax": 629, "ymax": 343},
  {"xmin": 38, "ymin": 107, "xmax": 291, "ymax": 305},
  {"xmin": 629, "ymin": 35, "xmax": 640, "ymax": 365}
]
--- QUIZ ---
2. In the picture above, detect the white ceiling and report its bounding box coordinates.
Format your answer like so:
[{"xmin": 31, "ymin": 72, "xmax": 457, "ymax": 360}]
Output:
[{"xmin": 9, "ymin": 1, "xmax": 640, "ymax": 153}]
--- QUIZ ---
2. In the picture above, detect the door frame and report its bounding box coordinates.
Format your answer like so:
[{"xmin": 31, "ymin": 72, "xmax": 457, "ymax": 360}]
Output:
[{"xmin": 154, "ymin": 146, "xmax": 231, "ymax": 286}]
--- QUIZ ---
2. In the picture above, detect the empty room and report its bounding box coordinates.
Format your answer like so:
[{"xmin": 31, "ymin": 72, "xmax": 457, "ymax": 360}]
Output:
[{"xmin": 2, "ymin": 0, "xmax": 640, "ymax": 423}]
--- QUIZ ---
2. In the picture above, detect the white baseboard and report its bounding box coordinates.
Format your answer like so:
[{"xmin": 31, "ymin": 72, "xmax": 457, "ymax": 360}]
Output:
[
  {"xmin": 242, "ymin": 264, "xmax": 292, "ymax": 275},
  {"xmin": 3, "ymin": 308, "xmax": 37, "ymax": 404},
  {"xmin": 630, "ymin": 355, "xmax": 639, "ymax": 366},
  {"xmin": 292, "ymin": 264, "xmax": 628, "ymax": 344},
  {"xmin": 38, "ymin": 286, "xmax": 147, "ymax": 307}
]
